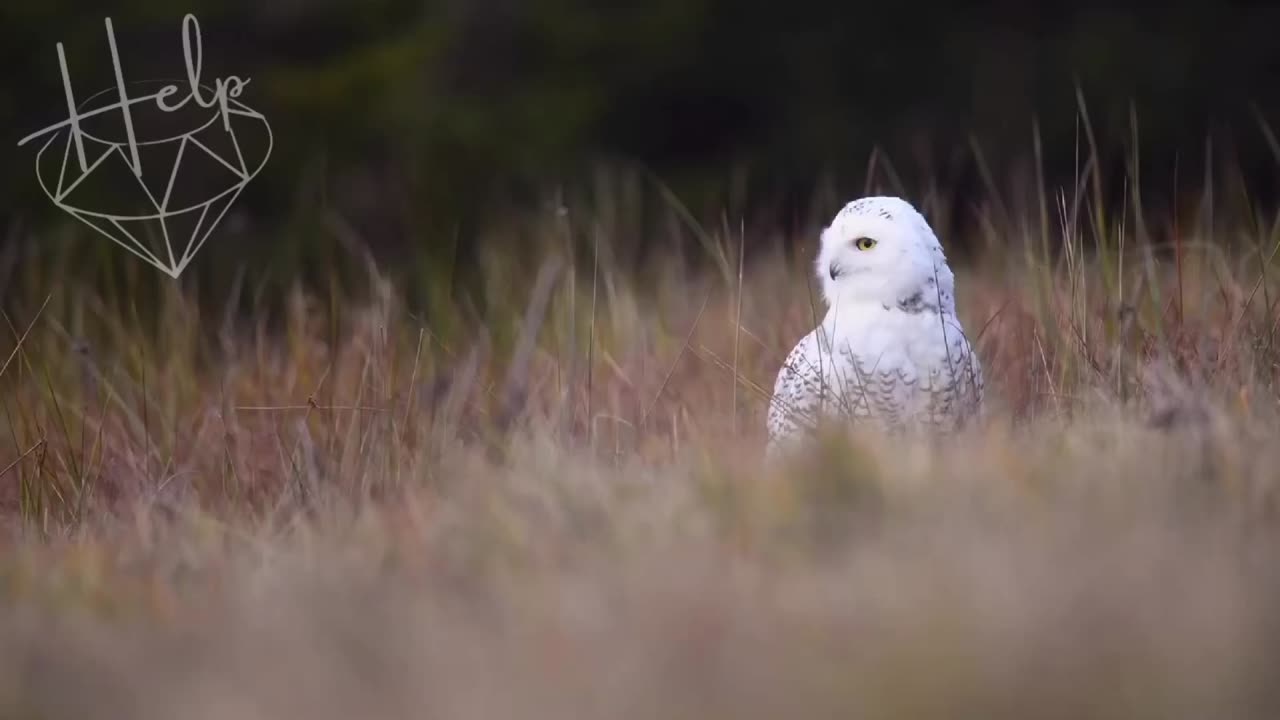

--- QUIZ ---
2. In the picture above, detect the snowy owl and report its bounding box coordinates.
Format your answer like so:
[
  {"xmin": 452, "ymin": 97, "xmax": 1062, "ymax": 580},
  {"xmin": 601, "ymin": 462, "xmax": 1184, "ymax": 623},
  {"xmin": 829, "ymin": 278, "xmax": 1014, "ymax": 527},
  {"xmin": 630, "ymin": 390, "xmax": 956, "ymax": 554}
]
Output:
[{"xmin": 766, "ymin": 196, "xmax": 983, "ymax": 454}]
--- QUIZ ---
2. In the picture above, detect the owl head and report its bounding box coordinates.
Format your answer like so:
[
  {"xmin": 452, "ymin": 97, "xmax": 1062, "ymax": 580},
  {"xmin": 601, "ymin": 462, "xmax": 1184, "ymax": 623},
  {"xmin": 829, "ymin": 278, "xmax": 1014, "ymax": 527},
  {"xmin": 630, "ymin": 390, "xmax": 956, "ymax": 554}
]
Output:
[{"xmin": 815, "ymin": 196, "xmax": 956, "ymax": 313}]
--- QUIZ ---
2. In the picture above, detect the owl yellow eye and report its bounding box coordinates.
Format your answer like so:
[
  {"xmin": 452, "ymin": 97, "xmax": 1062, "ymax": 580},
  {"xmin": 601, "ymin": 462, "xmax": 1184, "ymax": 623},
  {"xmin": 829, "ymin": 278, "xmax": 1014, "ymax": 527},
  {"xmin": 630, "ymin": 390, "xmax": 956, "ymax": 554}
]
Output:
[{"xmin": 854, "ymin": 237, "xmax": 877, "ymax": 251}]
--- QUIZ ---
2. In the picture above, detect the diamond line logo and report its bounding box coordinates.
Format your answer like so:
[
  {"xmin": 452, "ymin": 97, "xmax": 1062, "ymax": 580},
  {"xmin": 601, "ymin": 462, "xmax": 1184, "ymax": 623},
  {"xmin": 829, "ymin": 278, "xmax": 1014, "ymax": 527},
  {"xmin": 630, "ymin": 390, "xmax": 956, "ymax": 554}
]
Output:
[{"xmin": 17, "ymin": 14, "xmax": 272, "ymax": 279}]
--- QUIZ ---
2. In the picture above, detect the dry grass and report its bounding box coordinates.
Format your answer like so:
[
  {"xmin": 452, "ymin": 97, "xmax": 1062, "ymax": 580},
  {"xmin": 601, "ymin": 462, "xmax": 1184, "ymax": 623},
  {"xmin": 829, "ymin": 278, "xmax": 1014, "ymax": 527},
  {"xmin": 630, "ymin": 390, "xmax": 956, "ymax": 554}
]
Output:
[{"xmin": 2, "ymin": 153, "xmax": 1280, "ymax": 718}]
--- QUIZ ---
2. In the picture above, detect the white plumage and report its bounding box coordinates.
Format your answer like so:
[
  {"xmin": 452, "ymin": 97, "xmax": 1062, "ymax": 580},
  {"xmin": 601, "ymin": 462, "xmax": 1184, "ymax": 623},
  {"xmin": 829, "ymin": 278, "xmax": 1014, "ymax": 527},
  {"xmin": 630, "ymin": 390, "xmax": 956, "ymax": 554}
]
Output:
[{"xmin": 766, "ymin": 196, "xmax": 984, "ymax": 454}]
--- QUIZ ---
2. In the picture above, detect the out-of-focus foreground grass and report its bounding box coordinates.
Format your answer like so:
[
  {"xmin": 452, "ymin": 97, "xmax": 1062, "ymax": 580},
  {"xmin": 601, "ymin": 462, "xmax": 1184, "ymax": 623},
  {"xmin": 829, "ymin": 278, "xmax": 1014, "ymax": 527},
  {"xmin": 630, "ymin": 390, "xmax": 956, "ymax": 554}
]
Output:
[{"xmin": 2, "ymin": 152, "xmax": 1280, "ymax": 718}]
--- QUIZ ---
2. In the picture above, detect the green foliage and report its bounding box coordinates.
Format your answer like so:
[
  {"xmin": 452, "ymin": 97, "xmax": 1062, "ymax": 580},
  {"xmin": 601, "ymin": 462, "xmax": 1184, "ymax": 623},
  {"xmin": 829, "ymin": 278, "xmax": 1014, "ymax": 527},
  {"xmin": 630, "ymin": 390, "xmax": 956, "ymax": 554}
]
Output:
[{"xmin": 6, "ymin": 4, "xmax": 1280, "ymax": 298}]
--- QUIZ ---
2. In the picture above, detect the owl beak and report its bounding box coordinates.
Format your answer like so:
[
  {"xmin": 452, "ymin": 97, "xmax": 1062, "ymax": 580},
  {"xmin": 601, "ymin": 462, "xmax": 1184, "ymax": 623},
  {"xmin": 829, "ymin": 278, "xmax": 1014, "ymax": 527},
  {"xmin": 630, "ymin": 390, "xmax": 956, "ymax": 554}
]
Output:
[{"xmin": 828, "ymin": 262, "xmax": 843, "ymax": 281}]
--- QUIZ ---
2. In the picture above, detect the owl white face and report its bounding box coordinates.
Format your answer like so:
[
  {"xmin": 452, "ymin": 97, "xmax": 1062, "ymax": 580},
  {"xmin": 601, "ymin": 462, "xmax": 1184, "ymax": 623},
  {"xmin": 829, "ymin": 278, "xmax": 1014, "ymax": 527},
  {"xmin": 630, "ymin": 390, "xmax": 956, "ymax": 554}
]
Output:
[{"xmin": 815, "ymin": 196, "xmax": 955, "ymax": 313}]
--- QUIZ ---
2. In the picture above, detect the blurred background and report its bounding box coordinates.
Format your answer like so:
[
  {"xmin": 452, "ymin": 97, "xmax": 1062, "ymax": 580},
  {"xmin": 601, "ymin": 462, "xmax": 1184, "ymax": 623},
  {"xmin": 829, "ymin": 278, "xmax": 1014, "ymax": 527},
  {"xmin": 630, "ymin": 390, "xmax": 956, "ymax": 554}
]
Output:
[{"xmin": 3, "ymin": 1, "xmax": 1280, "ymax": 311}]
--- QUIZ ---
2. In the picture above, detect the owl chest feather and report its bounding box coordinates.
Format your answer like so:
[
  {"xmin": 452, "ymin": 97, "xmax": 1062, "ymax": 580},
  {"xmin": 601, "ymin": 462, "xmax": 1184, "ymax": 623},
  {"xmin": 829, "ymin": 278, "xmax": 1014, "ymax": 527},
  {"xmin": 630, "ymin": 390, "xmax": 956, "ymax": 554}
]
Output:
[{"xmin": 812, "ymin": 305, "xmax": 976, "ymax": 428}]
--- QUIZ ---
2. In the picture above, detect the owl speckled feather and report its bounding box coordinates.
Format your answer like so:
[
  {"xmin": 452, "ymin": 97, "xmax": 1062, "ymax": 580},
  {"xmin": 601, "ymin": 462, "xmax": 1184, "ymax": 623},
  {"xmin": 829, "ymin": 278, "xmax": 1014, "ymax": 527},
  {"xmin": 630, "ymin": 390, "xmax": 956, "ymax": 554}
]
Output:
[{"xmin": 767, "ymin": 197, "xmax": 983, "ymax": 454}]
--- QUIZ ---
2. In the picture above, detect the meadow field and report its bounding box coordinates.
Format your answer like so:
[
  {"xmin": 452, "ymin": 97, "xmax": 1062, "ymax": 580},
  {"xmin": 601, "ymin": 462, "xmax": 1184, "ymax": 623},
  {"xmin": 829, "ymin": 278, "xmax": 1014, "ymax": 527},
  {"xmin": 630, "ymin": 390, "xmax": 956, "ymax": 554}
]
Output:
[{"xmin": 2, "ymin": 143, "xmax": 1280, "ymax": 718}]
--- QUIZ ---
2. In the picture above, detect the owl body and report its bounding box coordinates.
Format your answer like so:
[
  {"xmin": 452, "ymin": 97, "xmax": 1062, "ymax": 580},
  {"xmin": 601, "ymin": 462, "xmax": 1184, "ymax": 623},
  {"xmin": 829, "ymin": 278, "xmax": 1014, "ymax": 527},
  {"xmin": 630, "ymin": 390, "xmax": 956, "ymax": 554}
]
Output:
[{"xmin": 767, "ymin": 197, "xmax": 983, "ymax": 454}]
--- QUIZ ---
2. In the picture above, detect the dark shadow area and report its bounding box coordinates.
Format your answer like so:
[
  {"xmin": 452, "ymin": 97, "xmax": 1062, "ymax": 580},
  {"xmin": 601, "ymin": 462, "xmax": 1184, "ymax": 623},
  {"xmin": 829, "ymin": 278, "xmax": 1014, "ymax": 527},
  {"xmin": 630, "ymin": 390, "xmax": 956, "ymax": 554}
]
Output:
[{"xmin": 3, "ymin": 2, "xmax": 1279, "ymax": 307}]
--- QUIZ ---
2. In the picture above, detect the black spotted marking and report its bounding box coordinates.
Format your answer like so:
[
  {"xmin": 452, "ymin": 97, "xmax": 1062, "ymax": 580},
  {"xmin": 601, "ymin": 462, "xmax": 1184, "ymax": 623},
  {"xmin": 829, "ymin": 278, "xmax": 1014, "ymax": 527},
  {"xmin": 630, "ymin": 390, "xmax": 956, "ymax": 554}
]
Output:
[{"xmin": 897, "ymin": 290, "xmax": 938, "ymax": 315}]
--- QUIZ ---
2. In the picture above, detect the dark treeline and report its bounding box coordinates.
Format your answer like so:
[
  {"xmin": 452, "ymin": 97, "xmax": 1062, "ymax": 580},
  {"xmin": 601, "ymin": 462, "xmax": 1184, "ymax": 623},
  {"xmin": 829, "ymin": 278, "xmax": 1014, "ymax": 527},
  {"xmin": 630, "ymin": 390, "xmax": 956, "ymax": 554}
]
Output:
[{"xmin": 4, "ymin": 1, "xmax": 1280, "ymax": 290}]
